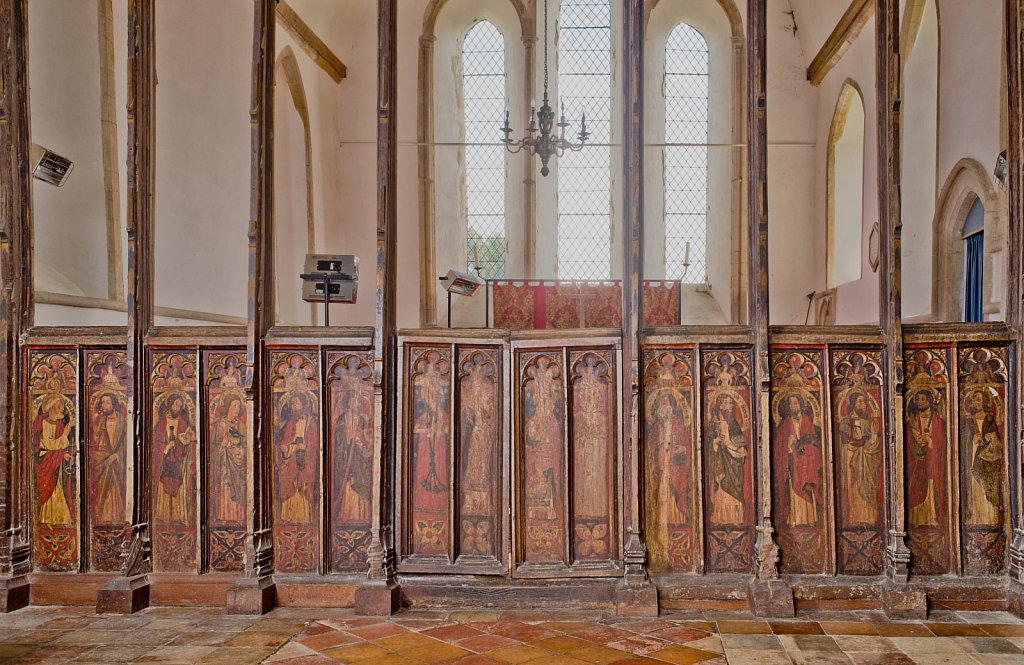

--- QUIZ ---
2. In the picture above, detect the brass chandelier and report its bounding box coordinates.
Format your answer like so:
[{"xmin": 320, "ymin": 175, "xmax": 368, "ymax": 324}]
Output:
[{"xmin": 500, "ymin": 0, "xmax": 589, "ymax": 176}]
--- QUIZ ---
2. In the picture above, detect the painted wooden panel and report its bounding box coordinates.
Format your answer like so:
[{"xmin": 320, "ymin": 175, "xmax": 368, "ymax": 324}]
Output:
[
  {"xmin": 831, "ymin": 350, "xmax": 885, "ymax": 575},
  {"xmin": 569, "ymin": 350, "xmax": 616, "ymax": 564},
  {"xmin": 457, "ymin": 348, "xmax": 502, "ymax": 561},
  {"xmin": 519, "ymin": 352, "xmax": 567, "ymax": 566},
  {"xmin": 270, "ymin": 351, "xmax": 321, "ymax": 573},
  {"xmin": 644, "ymin": 350, "xmax": 698, "ymax": 574},
  {"xmin": 904, "ymin": 347, "xmax": 954, "ymax": 575},
  {"xmin": 327, "ymin": 351, "xmax": 374, "ymax": 573},
  {"xmin": 958, "ymin": 346, "xmax": 1009, "ymax": 576},
  {"xmin": 150, "ymin": 351, "xmax": 199, "ymax": 572},
  {"xmin": 771, "ymin": 349, "xmax": 829, "ymax": 575},
  {"xmin": 28, "ymin": 350, "xmax": 79, "ymax": 572},
  {"xmin": 84, "ymin": 351, "xmax": 130, "ymax": 572},
  {"xmin": 408, "ymin": 347, "xmax": 452, "ymax": 560},
  {"xmin": 702, "ymin": 349, "xmax": 755, "ymax": 574},
  {"xmin": 204, "ymin": 351, "xmax": 247, "ymax": 572}
]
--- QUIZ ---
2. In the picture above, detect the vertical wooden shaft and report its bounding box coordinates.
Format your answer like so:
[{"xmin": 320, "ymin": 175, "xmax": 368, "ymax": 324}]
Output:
[
  {"xmin": 876, "ymin": 0, "xmax": 912, "ymax": 585},
  {"xmin": 747, "ymin": 0, "xmax": 779, "ymax": 583},
  {"xmin": 620, "ymin": 0, "xmax": 646, "ymax": 582},
  {"xmin": 123, "ymin": 0, "xmax": 156, "ymax": 578},
  {"xmin": 0, "ymin": 0, "xmax": 33, "ymax": 609}
]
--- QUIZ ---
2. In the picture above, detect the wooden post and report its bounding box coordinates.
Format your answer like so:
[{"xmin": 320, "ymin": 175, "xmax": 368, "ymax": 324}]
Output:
[
  {"xmin": 746, "ymin": 0, "xmax": 793, "ymax": 617},
  {"xmin": 1005, "ymin": 0, "xmax": 1024, "ymax": 618},
  {"xmin": 226, "ymin": 0, "xmax": 277, "ymax": 615},
  {"xmin": 355, "ymin": 0, "xmax": 400, "ymax": 616},
  {"xmin": 0, "ymin": 0, "xmax": 32, "ymax": 612},
  {"xmin": 875, "ymin": 0, "xmax": 926, "ymax": 619},
  {"xmin": 616, "ymin": 0, "xmax": 658, "ymax": 618},
  {"xmin": 97, "ymin": 0, "xmax": 154, "ymax": 613}
]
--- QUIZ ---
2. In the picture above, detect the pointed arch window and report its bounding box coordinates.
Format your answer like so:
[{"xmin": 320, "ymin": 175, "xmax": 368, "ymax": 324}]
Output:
[
  {"xmin": 556, "ymin": 0, "xmax": 613, "ymax": 280},
  {"xmin": 664, "ymin": 22, "xmax": 709, "ymax": 283},
  {"xmin": 462, "ymin": 20, "xmax": 508, "ymax": 279}
]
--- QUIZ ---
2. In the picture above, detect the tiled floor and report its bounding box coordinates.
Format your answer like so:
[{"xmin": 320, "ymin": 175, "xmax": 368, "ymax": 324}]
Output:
[{"xmin": 2, "ymin": 606, "xmax": 1024, "ymax": 664}]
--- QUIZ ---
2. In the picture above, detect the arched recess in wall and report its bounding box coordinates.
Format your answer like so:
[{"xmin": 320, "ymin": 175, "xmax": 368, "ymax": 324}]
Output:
[
  {"xmin": 900, "ymin": 0, "xmax": 939, "ymax": 320},
  {"xmin": 826, "ymin": 80, "xmax": 866, "ymax": 289},
  {"xmin": 643, "ymin": 0, "xmax": 745, "ymax": 325},
  {"xmin": 419, "ymin": 0, "xmax": 531, "ymax": 327},
  {"xmin": 932, "ymin": 158, "xmax": 1005, "ymax": 322},
  {"xmin": 273, "ymin": 46, "xmax": 317, "ymax": 325}
]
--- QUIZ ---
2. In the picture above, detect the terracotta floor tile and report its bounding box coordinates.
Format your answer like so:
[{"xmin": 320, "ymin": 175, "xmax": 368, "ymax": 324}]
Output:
[
  {"xmin": 569, "ymin": 626, "xmax": 636, "ymax": 644},
  {"xmin": 346, "ymin": 621, "xmax": 410, "ymax": 640},
  {"xmin": 649, "ymin": 626, "xmax": 713, "ymax": 644},
  {"xmin": 424, "ymin": 623, "xmax": 485, "ymax": 641},
  {"xmin": 262, "ymin": 657, "xmax": 337, "ymax": 665},
  {"xmin": 871, "ymin": 622, "xmax": 934, "ymax": 637},
  {"xmin": 223, "ymin": 630, "xmax": 293, "ymax": 648},
  {"xmin": 770, "ymin": 621, "xmax": 824, "ymax": 635},
  {"xmin": 486, "ymin": 644, "xmax": 555, "ymax": 663},
  {"xmin": 980, "ymin": 624, "xmax": 1024, "ymax": 638},
  {"xmin": 542, "ymin": 621, "xmax": 594, "ymax": 633},
  {"xmin": 819, "ymin": 621, "xmax": 879, "ymax": 636},
  {"xmin": 134, "ymin": 645, "xmax": 219, "ymax": 663},
  {"xmin": 716, "ymin": 649, "xmax": 793, "ymax": 665},
  {"xmin": 165, "ymin": 631, "xmax": 234, "ymax": 647},
  {"xmin": 831, "ymin": 635, "xmax": 897, "ymax": 652},
  {"xmin": 403, "ymin": 641, "xmax": 474, "ymax": 664},
  {"xmin": 605, "ymin": 658, "xmax": 668, "ymax": 665},
  {"xmin": 444, "ymin": 656, "xmax": 507, "ymax": 665},
  {"xmin": 195, "ymin": 647, "xmax": 278, "ymax": 665},
  {"xmin": 488, "ymin": 622, "xmax": 557, "ymax": 642},
  {"xmin": 359, "ymin": 655, "xmax": 422, "ymax": 665},
  {"xmin": 777, "ymin": 634, "xmax": 842, "ymax": 652},
  {"xmin": 0, "ymin": 645, "xmax": 33, "ymax": 659},
  {"xmin": 787, "ymin": 652, "xmax": 854, "ymax": 665},
  {"xmin": 297, "ymin": 629, "xmax": 360, "ymax": 651},
  {"xmin": 568, "ymin": 644, "xmax": 633, "ymax": 664},
  {"xmin": 715, "ymin": 620, "xmax": 773, "ymax": 634},
  {"xmin": 888, "ymin": 636, "xmax": 968, "ymax": 654},
  {"xmin": 845, "ymin": 652, "xmax": 916, "ymax": 665},
  {"xmin": 951, "ymin": 636, "xmax": 1024, "ymax": 654},
  {"xmin": 320, "ymin": 642, "xmax": 393, "ymax": 662},
  {"xmin": 926, "ymin": 623, "xmax": 989, "ymax": 637},
  {"xmin": 720, "ymin": 634, "xmax": 785, "ymax": 651},
  {"xmin": 529, "ymin": 635, "xmax": 593, "ymax": 653},
  {"xmin": 647, "ymin": 644, "xmax": 720, "ymax": 664},
  {"xmin": 456, "ymin": 633, "xmax": 519, "ymax": 653},
  {"xmin": 604, "ymin": 635, "xmax": 670, "ymax": 655},
  {"xmin": 375, "ymin": 631, "xmax": 448, "ymax": 652}
]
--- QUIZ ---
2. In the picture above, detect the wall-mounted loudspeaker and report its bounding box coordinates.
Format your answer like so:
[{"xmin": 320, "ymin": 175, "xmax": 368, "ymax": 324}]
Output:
[{"xmin": 30, "ymin": 143, "xmax": 74, "ymax": 187}]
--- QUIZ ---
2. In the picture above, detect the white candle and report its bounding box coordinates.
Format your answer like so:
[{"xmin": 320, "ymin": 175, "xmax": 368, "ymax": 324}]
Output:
[{"xmin": 683, "ymin": 241, "xmax": 691, "ymax": 266}]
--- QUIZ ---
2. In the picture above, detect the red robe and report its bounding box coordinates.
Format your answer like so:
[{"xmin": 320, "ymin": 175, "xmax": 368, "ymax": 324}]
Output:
[
  {"xmin": 275, "ymin": 414, "xmax": 318, "ymax": 513},
  {"xmin": 34, "ymin": 413, "xmax": 69, "ymax": 509},
  {"xmin": 906, "ymin": 408, "xmax": 946, "ymax": 515},
  {"xmin": 775, "ymin": 412, "xmax": 823, "ymax": 522}
]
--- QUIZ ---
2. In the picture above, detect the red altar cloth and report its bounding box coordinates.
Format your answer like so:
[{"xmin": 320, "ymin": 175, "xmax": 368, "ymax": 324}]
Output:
[{"xmin": 491, "ymin": 280, "xmax": 681, "ymax": 329}]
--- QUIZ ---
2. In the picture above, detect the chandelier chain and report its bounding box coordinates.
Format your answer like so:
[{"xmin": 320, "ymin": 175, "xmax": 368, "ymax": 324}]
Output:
[{"xmin": 543, "ymin": 0, "xmax": 549, "ymax": 92}]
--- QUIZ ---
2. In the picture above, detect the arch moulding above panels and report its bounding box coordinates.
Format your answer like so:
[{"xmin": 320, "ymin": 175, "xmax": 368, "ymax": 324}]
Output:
[
  {"xmin": 825, "ymin": 78, "xmax": 866, "ymax": 290},
  {"xmin": 932, "ymin": 157, "xmax": 1006, "ymax": 322}
]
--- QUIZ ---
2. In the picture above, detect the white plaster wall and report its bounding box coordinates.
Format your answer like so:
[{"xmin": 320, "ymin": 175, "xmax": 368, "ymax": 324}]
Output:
[
  {"xmin": 900, "ymin": 0, "xmax": 938, "ymax": 320},
  {"xmin": 29, "ymin": 0, "xmax": 112, "ymax": 302},
  {"xmin": 766, "ymin": 0, "xmax": 821, "ymax": 324},
  {"xmin": 153, "ymin": 0, "xmax": 252, "ymax": 323}
]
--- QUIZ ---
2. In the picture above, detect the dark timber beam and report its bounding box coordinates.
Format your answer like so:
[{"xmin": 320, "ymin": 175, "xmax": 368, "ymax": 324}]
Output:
[
  {"xmin": 807, "ymin": 0, "xmax": 875, "ymax": 86},
  {"xmin": 876, "ymin": 0, "xmax": 926, "ymax": 619},
  {"xmin": 616, "ymin": 0, "xmax": 658, "ymax": 618},
  {"xmin": 747, "ymin": 0, "xmax": 794, "ymax": 618},
  {"xmin": 0, "ymin": 0, "xmax": 32, "ymax": 612},
  {"xmin": 226, "ymin": 0, "xmax": 277, "ymax": 615},
  {"xmin": 355, "ymin": 0, "xmax": 400, "ymax": 616}
]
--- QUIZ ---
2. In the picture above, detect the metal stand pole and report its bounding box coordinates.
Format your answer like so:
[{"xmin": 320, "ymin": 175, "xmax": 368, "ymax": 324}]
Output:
[{"xmin": 447, "ymin": 291, "xmax": 452, "ymax": 329}]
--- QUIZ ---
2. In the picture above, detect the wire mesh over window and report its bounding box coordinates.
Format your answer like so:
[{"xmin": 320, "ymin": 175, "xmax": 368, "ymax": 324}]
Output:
[
  {"xmin": 557, "ymin": 0, "xmax": 612, "ymax": 280},
  {"xmin": 664, "ymin": 23, "xmax": 709, "ymax": 283},
  {"xmin": 463, "ymin": 21, "xmax": 507, "ymax": 279}
]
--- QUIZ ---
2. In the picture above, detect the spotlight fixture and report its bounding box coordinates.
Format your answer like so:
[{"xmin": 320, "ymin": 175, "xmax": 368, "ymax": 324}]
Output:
[
  {"xmin": 30, "ymin": 143, "xmax": 73, "ymax": 187},
  {"xmin": 994, "ymin": 150, "xmax": 1008, "ymax": 184}
]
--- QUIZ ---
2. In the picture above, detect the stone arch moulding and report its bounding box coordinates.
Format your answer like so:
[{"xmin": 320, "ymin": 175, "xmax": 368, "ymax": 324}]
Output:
[
  {"xmin": 644, "ymin": 0, "xmax": 747, "ymax": 323},
  {"xmin": 932, "ymin": 157, "xmax": 1006, "ymax": 322},
  {"xmin": 274, "ymin": 45, "xmax": 317, "ymax": 324},
  {"xmin": 825, "ymin": 78, "xmax": 866, "ymax": 290},
  {"xmin": 418, "ymin": 0, "xmax": 533, "ymax": 328}
]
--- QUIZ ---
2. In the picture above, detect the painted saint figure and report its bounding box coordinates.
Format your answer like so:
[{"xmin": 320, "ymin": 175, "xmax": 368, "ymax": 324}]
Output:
[
  {"xmin": 461, "ymin": 361, "xmax": 495, "ymax": 516},
  {"xmin": 836, "ymin": 392, "xmax": 881, "ymax": 525},
  {"xmin": 334, "ymin": 391, "xmax": 372, "ymax": 523},
  {"xmin": 573, "ymin": 361, "xmax": 609, "ymax": 519},
  {"xmin": 960, "ymin": 390, "xmax": 1002, "ymax": 527},
  {"xmin": 210, "ymin": 394, "xmax": 246, "ymax": 524},
  {"xmin": 524, "ymin": 360, "xmax": 562, "ymax": 523},
  {"xmin": 34, "ymin": 394, "xmax": 75, "ymax": 526},
  {"xmin": 276, "ymin": 392, "xmax": 317, "ymax": 524},
  {"xmin": 707, "ymin": 392, "xmax": 747, "ymax": 525},
  {"xmin": 906, "ymin": 390, "xmax": 946, "ymax": 528},
  {"xmin": 91, "ymin": 393, "xmax": 126, "ymax": 524},
  {"xmin": 776, "ymin": 394, "xmax": 823, "ymax": 527},
  {"xmin": 649, "ymin": 391, "xmax": 691, "ymax": 526},
  {"xmin": 155, "ymin": 395, "xmax": 195, "ymax": 524}
]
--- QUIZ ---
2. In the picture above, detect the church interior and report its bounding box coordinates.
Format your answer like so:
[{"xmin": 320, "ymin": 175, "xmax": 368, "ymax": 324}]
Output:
[{"xmin": 2, "ymin": 0, "xmax": 1024, "ymax": 643}]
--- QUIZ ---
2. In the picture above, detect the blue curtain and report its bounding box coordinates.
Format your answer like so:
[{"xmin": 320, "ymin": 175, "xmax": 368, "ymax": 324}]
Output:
[{"xmin": 964, "ymin": 232, "xmax": 984, "ymax": 323}]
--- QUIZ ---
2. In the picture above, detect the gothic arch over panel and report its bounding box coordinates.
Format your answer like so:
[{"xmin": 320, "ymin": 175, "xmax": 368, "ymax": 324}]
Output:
[
  {"xmin": 826, "ymin": 79, "xmax": 866, "ymax": 289},
  {"xmin": 273, "ymin": 46, "xmax": 316, "ymax": 325},
  {"xmin": 933, "ymin": 158, "xmax": 1006, "ymax": 321},
  {"xmin": 643, "ymin": 0, "xmax": 746, "ymax": 324},
  {"xmin": 418, "ymin": 0, "xmax": 533, "ymax": 327}
]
